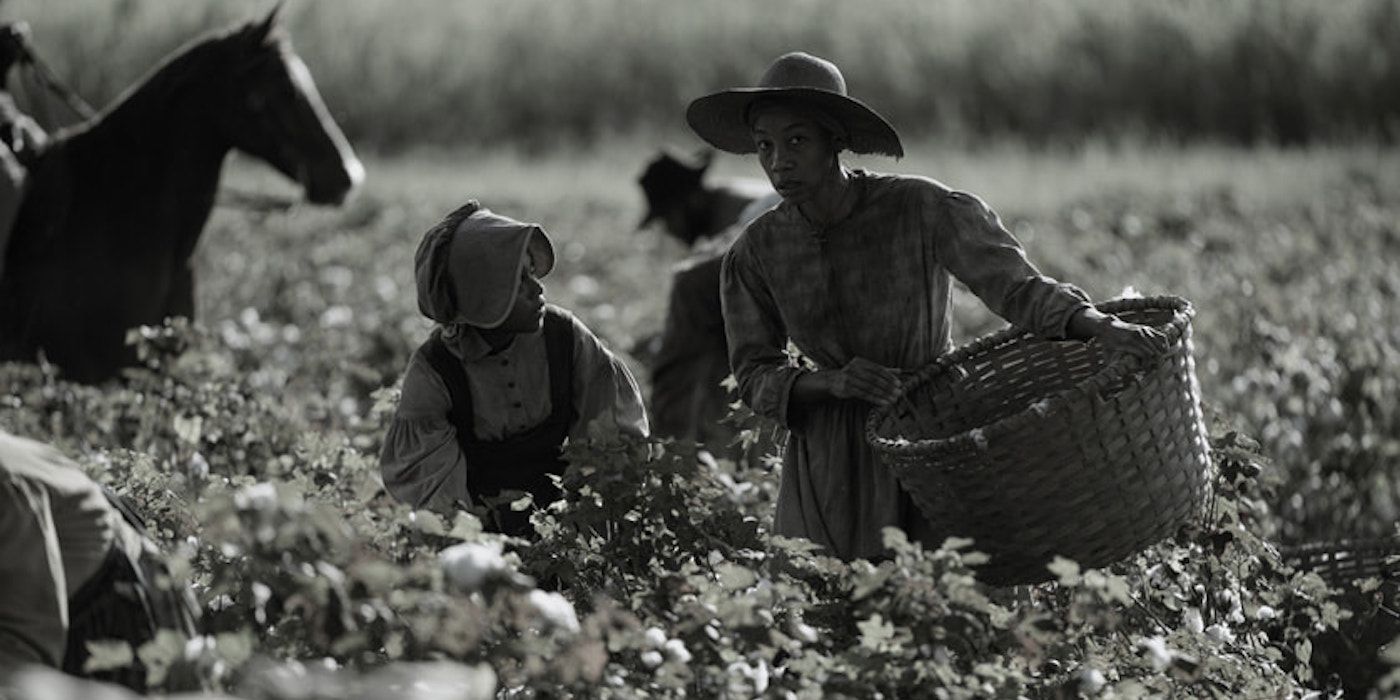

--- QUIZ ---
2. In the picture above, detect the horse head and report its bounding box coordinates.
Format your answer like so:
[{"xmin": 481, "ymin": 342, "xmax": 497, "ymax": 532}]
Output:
[
  {"xmin": 213, "ymin": 6, "xmax": 364, "ymax": 205},
  {"xmin": 637, "ymin": 148, "xmax": 718, "ymax": 245}
]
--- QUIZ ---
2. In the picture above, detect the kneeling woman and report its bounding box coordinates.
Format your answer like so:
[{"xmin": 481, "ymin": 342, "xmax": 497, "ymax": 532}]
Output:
[{"xmin": 379, "ymin": 202, "xmax": 648, "ymax": 535}]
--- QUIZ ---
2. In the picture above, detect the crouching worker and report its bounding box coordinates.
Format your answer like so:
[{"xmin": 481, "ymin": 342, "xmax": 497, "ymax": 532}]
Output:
[
  {"xmin": 380, "ymin": 201, "xmax": 649, "ymax": 536},
  {"xmin": 0, "ymin": 430, "xmax": 200, "ymax": 692}
]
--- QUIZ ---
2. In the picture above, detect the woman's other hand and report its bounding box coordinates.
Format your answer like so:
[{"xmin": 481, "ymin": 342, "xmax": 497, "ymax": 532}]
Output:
[
  {"xmin": 824, "ymin": 357, "xmax": 903, "ymax": 406},
  {"xmin": 1068, "ymin": 307, "xmax": 1169, "ymax": 364},
  {"xmin": 1095, "ymin": 318, "xmax": 1169, "ymax": 363}
]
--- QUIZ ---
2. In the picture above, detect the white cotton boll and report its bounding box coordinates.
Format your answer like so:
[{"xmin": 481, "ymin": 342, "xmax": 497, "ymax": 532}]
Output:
[
  {"xmin": 526, "ymin": 590, "xmax": 580, "ymax": 633},
  {"xmin": 184, "ymin": 635, "xmax": 213, "ymax": 660},
  {"xmin": 1183, "ymin": 607, "xmax": 1204, "ymax": 635},
  {"xmin": 644, "ymin": 627, "xmax": 668, "ymax": 649},
  {"xmin": 1118, "ymin": 285, "xmax": 1143, "ymax": 299},
  {"xmin": 1138, "ymin": 636, "xmax": 1172, "ymax": 671},
  {"xmin": 726, "ymin": 661, "xmax": 755, "ymax": 690},
  {"xmin": 751, "ymin": 660, "xmax": 770, "ymax": 694},
  {"xmin": 252, "ymin": 582, "xmax": 272, "ymax": 606},
  {"xmin": 438, "ymin": 542, "xmax": 508, "ymax": 592},
  {"xmin": 1078, "ymin": 666, "xmax": 1107, "ymax": 695},
  {"xmin": 641, "ymin": 650, "xmax": 664, "ymax": 669},
  {"xmin": 187, "ymin": 451, "xmax": 210, "ymax": 481},
  {"xmin": 1205, "ymin": 623, "xmax": 1236, "ymax": 644},
  {"xmin": 790, "ymin": 620, "xmax": 818, "ymax": 644},
  {"xmin": 728, "ymin": 660, "xmax": 771, "ymax": 694},
  {"xmin": 234, "ymin": 482, "xmax": 278, "ymax": 511},
  {"xmin": 1255, "ymin": 605, "xmax": 1278, "ymax": 621},
  {"xmin": 663, "ymin": 638, "xmax": 691, "ymax": 664}
]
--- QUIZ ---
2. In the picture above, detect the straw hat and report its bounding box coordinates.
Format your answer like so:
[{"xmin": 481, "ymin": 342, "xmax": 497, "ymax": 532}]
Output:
[{"xmin": 686, "ymin": 52, "xmax": 903, "ymax": 158}]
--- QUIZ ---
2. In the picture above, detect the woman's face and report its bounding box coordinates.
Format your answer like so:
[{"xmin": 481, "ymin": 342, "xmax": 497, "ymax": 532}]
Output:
[
  {"xmin": 492, "ymin": 253, "xmax": 547, "ymax": 334},
  {"xmin": 750, "ymin": 105, "xmax": 840, "ymax": 204}
]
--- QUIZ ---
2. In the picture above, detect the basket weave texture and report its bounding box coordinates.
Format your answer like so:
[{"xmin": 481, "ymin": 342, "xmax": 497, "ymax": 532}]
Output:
[
  {"xmin": 867, "ymin": 296, "xmax": 1212, "ymax": 585},
  {"xmin": 1283, "ymin": 537, "xmax": 1400, "ymax": 586}
]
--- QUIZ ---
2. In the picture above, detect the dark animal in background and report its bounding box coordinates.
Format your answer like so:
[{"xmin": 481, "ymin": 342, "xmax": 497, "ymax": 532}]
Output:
[
  {"xmin": 0, "ymin": 8, "xmax": 362, "ymax": 383},
  {"xmin": 637, "ymin": 148, "xmax": 776, "ymax": 457},
  {"xmin": 637, "ymin": 148, "xmax": 768, "ymax": 247}
]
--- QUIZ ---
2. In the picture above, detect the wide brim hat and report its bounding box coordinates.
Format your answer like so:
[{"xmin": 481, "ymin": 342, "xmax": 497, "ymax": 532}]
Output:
[
  {"xmin": 686, "ymin": 52, "xmax": 904, "ymax": 158},
  {"xmin": 415, "ymin": 201, "xmax": 555, "ymax": 329}
]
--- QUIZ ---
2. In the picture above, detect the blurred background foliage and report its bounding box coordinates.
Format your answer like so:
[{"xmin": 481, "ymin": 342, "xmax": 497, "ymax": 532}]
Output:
[{"xmin": 3, "ymin": 0, "xmax": 1398, "ymax": 150}]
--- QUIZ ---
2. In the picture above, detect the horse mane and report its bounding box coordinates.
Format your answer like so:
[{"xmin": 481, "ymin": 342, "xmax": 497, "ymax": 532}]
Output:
[{"xmin": 68, "ymin": 15, "xmax": 287, "ymax": 139}]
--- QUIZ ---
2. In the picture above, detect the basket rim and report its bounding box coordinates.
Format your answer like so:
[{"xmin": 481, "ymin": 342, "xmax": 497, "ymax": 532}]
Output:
[{"xmin": 866, "ymin": 295, "xmax": 1196, "ymax": 458}]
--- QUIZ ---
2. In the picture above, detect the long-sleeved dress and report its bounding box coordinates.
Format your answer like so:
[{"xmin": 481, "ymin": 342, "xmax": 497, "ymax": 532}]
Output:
[
  {"xmin": 720, "ymin": 170, "xmax": 1093, "ymax": 560},
  {"xmin": 379, "ymin": 307, "xmax": 649, "ymax": 513}
]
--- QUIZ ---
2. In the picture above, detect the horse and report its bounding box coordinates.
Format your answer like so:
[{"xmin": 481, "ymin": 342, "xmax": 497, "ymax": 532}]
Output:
[
  {"xmin": 636, "ymin": 148, "xmax": 770, "ymax": 246},
  {"xmin": 0, "ymin": 7, "xmax": 363, "ymax": 384}
]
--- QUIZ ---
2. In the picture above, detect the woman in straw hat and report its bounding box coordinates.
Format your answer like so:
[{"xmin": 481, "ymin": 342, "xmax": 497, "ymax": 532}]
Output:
[
  {"xmin": 687, "ymin": 52, "xmax": 1166, "ymax": 560},
  {"xmin": 379, "ymin": 201, "xmax": 648, "ymax": 536}
]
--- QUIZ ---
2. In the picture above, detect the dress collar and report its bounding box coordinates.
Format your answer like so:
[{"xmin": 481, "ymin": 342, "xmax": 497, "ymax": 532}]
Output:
[
  {"xmin": 441, "ymin": 324, "xmax": 527, "ymax": 362},
  {"xmin": 778, "ymin": 168, "xmax": 869, "ymax": 237}
]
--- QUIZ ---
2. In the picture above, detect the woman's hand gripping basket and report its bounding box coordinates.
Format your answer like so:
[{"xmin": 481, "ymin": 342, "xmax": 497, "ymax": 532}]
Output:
[{"xmin": 867, "ymin": 296, "xmax": 1212, "ymax": 586}]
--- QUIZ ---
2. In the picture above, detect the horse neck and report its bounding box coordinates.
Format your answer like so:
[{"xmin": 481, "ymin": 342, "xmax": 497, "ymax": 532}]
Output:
[
  {"xmin": 686, "ymin": 186, "xmax": 746, "ymax": 243},
  {"xmin": 65, "ymin": 90, "xmax": 231, "ymax": 248}
]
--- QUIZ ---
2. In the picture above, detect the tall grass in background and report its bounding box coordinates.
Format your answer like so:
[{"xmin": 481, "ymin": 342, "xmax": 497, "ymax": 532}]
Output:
[{"xmin": 5, "ymin": 0, "xmax": 1398, "ymax": 149}]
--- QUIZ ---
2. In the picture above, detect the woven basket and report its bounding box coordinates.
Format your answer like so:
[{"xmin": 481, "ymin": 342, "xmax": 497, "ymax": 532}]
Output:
[
  {"xmin": 1282, "ymin": 537, "xmax": 1400, "ymax": 587},
  {"xmin": 867, "ymin": 296, "xmax": 1212, "ymax": 586}
]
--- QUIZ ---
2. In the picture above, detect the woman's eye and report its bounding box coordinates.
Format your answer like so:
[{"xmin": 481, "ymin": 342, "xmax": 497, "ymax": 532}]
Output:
[
  {"xmin": 789, "ymin": 135, "xmax": 806, "ymax": 146},
  {"xmin": 755, "ymin": 140, "xmax": 771, "ymax": 152}
]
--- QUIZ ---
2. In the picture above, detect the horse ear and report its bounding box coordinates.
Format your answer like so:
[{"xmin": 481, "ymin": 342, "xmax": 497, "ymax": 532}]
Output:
[{"xmin": 253, "ymin": 2, "xmax": 283, "ymax": 40}]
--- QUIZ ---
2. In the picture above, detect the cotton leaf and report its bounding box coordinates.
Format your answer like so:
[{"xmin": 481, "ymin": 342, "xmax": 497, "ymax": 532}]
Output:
[
  {"xmin": 412, "ymin": 509, "xmax": 447, "ymax": 536},
  {"xmin": 941, "ymin": 536, "xmax": 976, "ymax": 551},
  {"xmin": 136, "ymin": 630, "xmax": 187, "ymax": 687},
  {"xmin": 510, "ymin": 493, "xmax": 534, "ymax": 512},
  {"xmin": 1295, "ymin": 638, "xmax": 1313, "ymax": 665},
  {"xmin": 214, "ymin": 631, "xmax": 255, "ymax": 667},
  {"xmin": 446, "ymin": 512, "xmax": 485, "ymax": 540},
  {"xmin": 82, "ymin": 640, "xmax": 134, "ymax": 673},
  {"xmin": 716, "ymin": 563, "xmax": 757, "ymax": 591},
  {"xmin": 858, "ymin": 614, "xmax": 896, "ymax": 650}
]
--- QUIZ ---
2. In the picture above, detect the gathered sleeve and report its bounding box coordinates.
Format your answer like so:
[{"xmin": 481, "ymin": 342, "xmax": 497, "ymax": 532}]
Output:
[
  {"xmin": 378, "ymin": 351, "xmax": 471, "ymax": 513},
  {"xmin": 720, "ymin": 239, "xmax": 806, "ymax": 430},
  {"xmin": 567, "ymin": 314, "xmax": 650, "ymax": 441},
  {"xmin": 929, "ymin": 190, "xmax": 1093, "ymax": 339}
]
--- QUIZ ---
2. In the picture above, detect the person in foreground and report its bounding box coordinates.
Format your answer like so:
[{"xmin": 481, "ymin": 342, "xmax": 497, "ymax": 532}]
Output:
[
  {"xmin": 686, "ymin": 52, "xmax": 1168, "ymax": 561},
  {"xmin": 0, "ymin": 431, "xmax": 199, "ymax": 691},
  {"xmin": 379, "ymin": 201, "xmax": 649, "ymax": 536}
]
